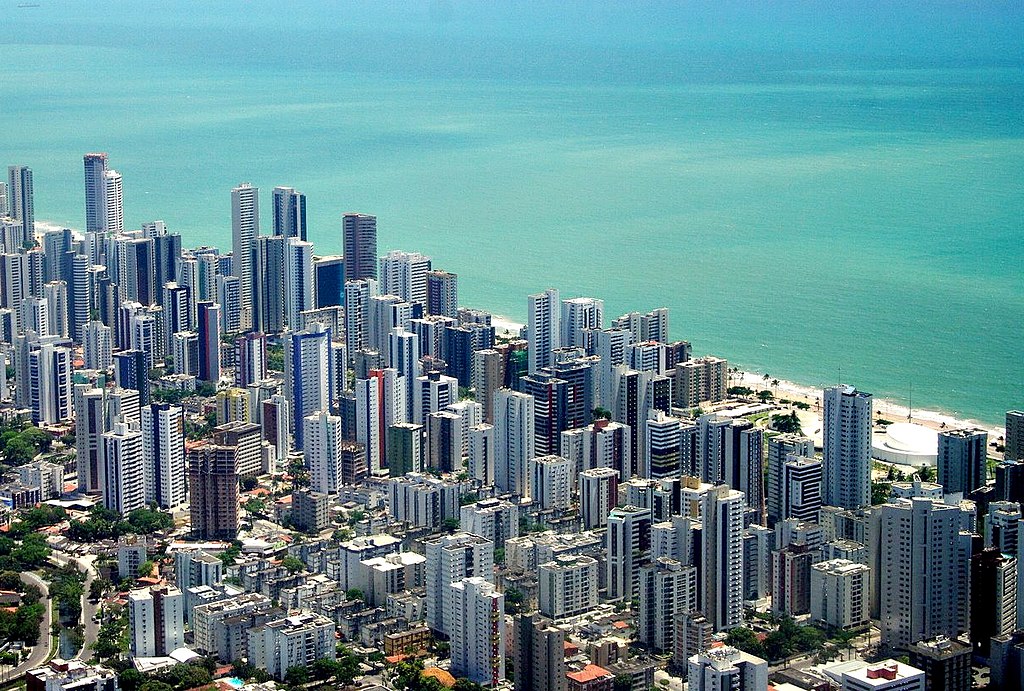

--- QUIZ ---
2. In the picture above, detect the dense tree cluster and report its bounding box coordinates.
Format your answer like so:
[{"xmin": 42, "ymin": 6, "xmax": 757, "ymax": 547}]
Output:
[{"xmin": 66, "ymin": 506, "xmax": 173, "ymax": 542}]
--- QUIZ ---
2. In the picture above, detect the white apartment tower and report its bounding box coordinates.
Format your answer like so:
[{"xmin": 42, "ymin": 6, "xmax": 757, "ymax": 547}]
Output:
[
  {"xmin": 493, "ymin": 389, "xmax": 535, "ymax": 497},
  {"xmin": 878, "ymin": 497, "xmax": 970, "ymax": 650},
  {"xmin": 230, "ymin": 182, "xmax": 259, "ymax": 330},
  {"xmin": 527, "ymin": 288, "xmax": 560, "ymax": 375},
  {"xmin": 303, "ymin": 411, "xmax": 344, "ymax": 494},
  {"xmin": 141, "ymin": 403, "xmax": 186, "ymax": 509},
  {"xmin": 102, "ymin": 420, "xmax": 145, "ymax": 514},
  {"xmin": 823, "ymin": 385, "xmax": 873, "ymax": 509},
  {"xmin": 448, "ymin": 577, "xmax": 505, "ymax": 687},
  {"xmin": 380, "ymin": 250, "xmax": 431, "ymax": 306},
  {"xmin": 425, "ymin": 532, "xmax": 495, "ymax": 637},
  {"xmin": 559, "ymin": 296, "xmax": 603, "ymax": 350}
]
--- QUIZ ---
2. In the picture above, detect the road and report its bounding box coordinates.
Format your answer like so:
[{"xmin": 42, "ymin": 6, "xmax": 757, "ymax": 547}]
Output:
[
  {"xmin": 10, "ymin": 571, "xmax": 52, "ymax": 677},
  {"xmin": 75, "ymin": 556, "xmax": 100, "ymax": 661},
  {"xmin": 49, "ymin": 552, "xmax": 100, "ymax": 661}
]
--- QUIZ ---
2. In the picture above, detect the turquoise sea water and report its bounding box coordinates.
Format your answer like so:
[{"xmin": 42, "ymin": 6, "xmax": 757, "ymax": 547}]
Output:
[{"xmin": 3, "ymin": 2, "xmax": 1022, "ymax": 425}]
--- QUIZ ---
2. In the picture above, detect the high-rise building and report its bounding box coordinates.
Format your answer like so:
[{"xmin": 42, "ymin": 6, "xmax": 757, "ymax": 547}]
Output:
[
  {"xmin": 971, "ymin": 548, "xmax": 1017, "ymax": 659},
  {"xmin": 878, "ymin": 497, "xmax": 970, "ymax": 650},
  {"xmin": 781, "ymin": 456, "xmax": 823, "ymax": 523},
  {"xmin": 447, "ymin": 577, "xmax": 505, "ymax": 687},
  {"xmin": 386, "ymin": 422, "xmax": 424, "ymax": 476},
  {"xmin": 100, "ymin": 169, "xmax": 123, "ymax": 234},
  {"xmin": 284, "ymin": 238, "xmax": 314, "ymax": 328},
  {"xmin": 342, "ymin": 213, "xmax": 377, "ymax": 281},
  {"xmin": 493, "ymin": 389, "xmax": 535, "ymax": 497},
  {"xmin": 579, "ymin": 467, "xmax": 619, "ymax": 530},
  {"xmin": 7, "ymin": 165, "xmax": 34, "ymax": 239},
  {"xmin": 283, "ymin": 324, "xmax": 334, "ymax": 448},
  {"xmin": 427, "ymin": 269, "xmax": 458, "ymax": 318},
  {"xmin": 188, "ymin": 443, "xmax": 239, "ymax": 540},
  {"xmin": 687, "ymin": 647, "xmax": 768, "ymax": 691},
  {"xmin": 606, "ymin": 505, "xmax": 653, "ymax": 601},
  {"xmin": 673, "ymin": 356, "xmax": 727, "ymax": 409},
  {"xmin": 1006, "ymin": 411, "xmax": 1024, "ymax": 462},
  {"xmin": 681, "ymin": 480, "xmax": 746, "ymax": 632},
  {"xmin": 560, "ymin": 297, "xmax": 603, "ymax": 350},
  {"xmin": 343, "ymin": 278, "xmax": 378, "ymax": 363},
  {"xmin": 532, "ymin": 455, "xmax": 573, "ymax": 509},
  {"xmin": 428, "ymin": 411, "xmax": 463, "ymax": 473},
  {"xmin": 197, "ymin": 301, "xmax": 221, "ymax": 382},
  {"xmin": 413, "ymin": 370, "xmax": 457, "ymax": 427},
  {"xmin": 471, "ymin": 349, "xmax": 504, "ymax": 423},
  {"xmin": 235, "ymin": 331, "xmax": 267, "ymax": 388},
  {"xmin": 128, "ymin": 586, "xmax": 185, "ymax": 658},
  {"xmin": 425, "ymin": 532, "xmax": 494, "ymax": 636},
  {"xmin": 527, "ymin": 288, "xmax": 559, "ymax": 374},
  {"xmin": 247, "ymin": 612, "xmax": 337, "ymax": 680},
  {"xmin": 215, "ymin": 273, "xmax": 241, "ymax": 333},
  {"xmin": 26, "ymin": 341, "xmax": 74, "ymax": 425},
  {"xmin": 823, "ymin": 385, "xmax": 873, "ymax": 509},
  {"xmin": 231, "ymin": 183, "xmax": 259, "ymax": 330},
  {"xmin": 303, "ymin": 411, "xmax": 345, "ymax": 494},
  {"xmin": 639, "ymin": 557, "xmax": 697, "ymax": 654},
  {"xmin": 613, "ymin": 308, "xmax": 669, "ymax": 344},
  {"xmin": 538, "ymin": 554, "xmax": 599, "ymax": 621},
  {"xmin": 468, "ymin": 423, "xmax": 494, "ymax": 485},
  {"xmin": 102, "ymin": 420, "xmax": 145, "ymax": 514},
  {"xmin": 380, "ymin": 250, "xmax": 431, "ymax": 306},
  {"xmin": 772, "ymin": 543, "xmax": 814, "ymax": 617},
  {"xmin": 937, "ymin": 428, "xmax": 988, "ymax": 496},
  {"xmin": 254, "ymin": 235, "xmax": 286, "ymax": 334},
  {"xmin": 908, "ymin": 637, "xmax": 972, "ymax": 691},
  {"xmin": 766, "ymin": 434, "xmax": 815, "ymax": 527},
  {"xmin": 83, "ymin": 153, "xmax": 109, "ymax": 233},
  {"xmin": 75, "ymin": 386, "xmax": 106, "ymax": 494},
  {"xmin": 313, "ymin": 255, "xmax": 345, "ymax": 308},
  {"xmin": 271, "ymin": 186, "xmax": 306, "ymax": 240},
  {"xmin": 141, "ymin": 403, "xmax": 186, "ymax": 509},
  {"xmin": 513, "ymin": 614, "xmax": 567, "ymax": 691}
]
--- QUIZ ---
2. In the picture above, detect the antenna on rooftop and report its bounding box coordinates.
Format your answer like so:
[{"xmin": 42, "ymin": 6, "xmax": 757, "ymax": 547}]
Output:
[{"xmin": 908, "ymin": 382, "xmax": 913, "ymax": 422}]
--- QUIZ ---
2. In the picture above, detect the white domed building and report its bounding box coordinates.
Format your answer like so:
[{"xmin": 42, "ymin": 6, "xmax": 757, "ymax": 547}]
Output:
[{"xmin": 871, "ymin": 422, "xmax": 938, "ymax": 467}]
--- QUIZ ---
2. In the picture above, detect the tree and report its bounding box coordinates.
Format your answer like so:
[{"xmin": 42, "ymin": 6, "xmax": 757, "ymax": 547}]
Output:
[
  {"xmin": 757, "ymin": 390, "xmax": 774, "ymax": 403},
  {"xmin": 284, "ymin": 665, "xmax": 310, "ymax": 685},
  {"xmin": 346, "ymin": 588, "xmax": 364, "ymax": 601},
  {"xmin": 281, "ymin": 556, "xmax": 305, "ymax": 574},
  {"xmin": 453, "ymin": 679, "xmax": 485, "ymax": 691},
  {"xmin": 441, "ymin": 518, "xmax": 460, "ymax": 533},
  {"xmin": 593, "ymin": 407, "xmax": 612, "ymax": 420},
  {"xmin": 613, "ymin": 674, "xmax": 633, "ymax": 691},
  {"xmin": 89, "ymin": 579, "xmax": 107, "ymax": 601},
  {"xmin": 240, "ymin": 475, "xmax": 259, "ymax": 491},
  {"xmin": 137, "ymin": 561, "xmax": 156, "ymax": 578}
]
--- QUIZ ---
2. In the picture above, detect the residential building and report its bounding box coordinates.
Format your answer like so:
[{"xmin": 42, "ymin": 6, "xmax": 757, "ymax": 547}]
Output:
[{"xmin": 823, "ymin": 385, "xmax": 873, "ymax": 509}]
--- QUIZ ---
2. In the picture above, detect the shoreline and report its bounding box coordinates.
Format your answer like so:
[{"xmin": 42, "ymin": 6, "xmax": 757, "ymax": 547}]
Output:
[
  {"xmin": 32, "ymin": 222, "xmax": 1005, "ymax": 438},
  {"xmin": 490, "ymin": 314, "xmax": 1005, "ymax": 438}
]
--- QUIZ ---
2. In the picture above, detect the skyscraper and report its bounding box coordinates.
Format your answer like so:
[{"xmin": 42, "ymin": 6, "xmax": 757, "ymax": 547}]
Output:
[
  {"xmin": 74, "ymin": 385, "xmax": 106, "ymax": 494},
  {"xmin": 304, "ymin": 411, "xmax": 345, "ymax": 494},
  {"xmin": 380, "ymin": 250, "xmax": 431, "ymax": 306},
  {"xmin": 766, "ymin": 434, "xmax": 815, "ymax": 527},
  {"xmin": 607, "ymin": 505, "xmax": 653, "ymax": 601},
  {"xmin": 493, "ymin": 389, "xmax": 535, "ymax": 497},
  {"xmin": 560, "ymin": 296, "xmax": 603, "ymax": 350},
  {"xmin": 424, "ymin": 532, "xmax": 494, "ymax": 636},
  {"xmin": 284, "ymin": 324, "xmax": 334, "ymax": 447},
  {"xmin": 823, "ymin": 385, "xmax": 872, "ymax": 509},
  {"xmin": 7, "ymin": 166, "xmax": 33, "ymax": 239},
  {"xmin": 427, "ymin": 269, "xmax": 458, "ymax": 318},
  {"xmin": 141, "ymin": 403, "xmax": 186, "ymax": 509},
  {"xmin": 102, "ymin": 420, "xmax": 145, "ymax": 514},
  {"xmin": 284, "ymin": 238, "xmax": 315, "ymax": 328},
  {"xmin": 231, "ymin": 183, "xmax": 259, "ymax": 330},
  {"xmin": 878, "ymin": 497, "xmax": 970, "ymax": 650},
  {"xmin": 83, "ymin": 153, "xmax": 108, "ymax": 233},
  {"xmin": 100, "ymin": 169, "xmax": 124, "ymax": 235},
  {"xmin": 253, "ymin": 246, "xmax": 288, "ymax": 336},
  {"xmin": 197, "ymin": 301, "xmax": 221, "ymax": 382},
  {"xmin": 937, "ymin": 428, "xmax": 989, "ymax": 496},
  {"xmin": 1006, "ymin": 411, "xmax": 1024, "ymax": 462},
  {"xmin": 188, "ymin": 443, "xmax": 239, "ymax": 540},
  {"xmin": 342, "ymin": 213, "xmax": 377, "ymax": 281},
  {"xmin": 448, "ymin": 577, "xmax": 506, "ymax": 687},
  {"xmin": 271, "ymin": 186, "xmax": 306, "ymax": 240},
  {"xmin": 527, "ymin": 288, "xmax": 559, "ymax": 374}
]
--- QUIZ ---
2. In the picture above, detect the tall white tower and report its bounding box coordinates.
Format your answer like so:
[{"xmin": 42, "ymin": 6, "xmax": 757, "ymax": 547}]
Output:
[
  {"xmin": 231, "ymin": 182, "xmax": 259, "ymax": 330},
  {"xmin": 528, "ymin": 288, "xmax": 560, "ymax": 374},
  {"xmin": 493, "ymin": 389, "xmax": 535, "ymax": 497},
  {"xmin": 823, "ymin": 385, "xmax": 872, "ymax": 509}
]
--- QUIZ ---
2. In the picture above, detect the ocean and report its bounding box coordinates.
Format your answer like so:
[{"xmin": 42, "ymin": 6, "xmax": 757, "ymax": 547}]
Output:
[{"xmin": 3, "ymin": 1, "xmax": 1022, "ymax": 425}]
